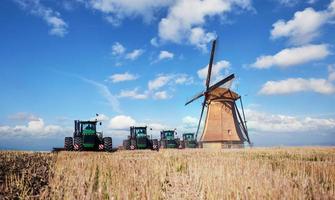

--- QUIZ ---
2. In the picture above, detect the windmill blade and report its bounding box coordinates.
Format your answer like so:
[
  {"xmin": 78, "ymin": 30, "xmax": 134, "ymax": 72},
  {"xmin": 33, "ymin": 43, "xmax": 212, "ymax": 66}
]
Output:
[
  {"xmin": 195, "ymin": 98, "xmax": 206, "ymax": 140},
  {"xmin": 207, "ymin": 74, "xmax": 235, "ymax": 94},
  {"xmin": 185, "ymin": 91, "xmax": 204, "ymax": 106},
  {"xmin": 205, "ymin": 39, "xmax": 217, "ymax": 90}
]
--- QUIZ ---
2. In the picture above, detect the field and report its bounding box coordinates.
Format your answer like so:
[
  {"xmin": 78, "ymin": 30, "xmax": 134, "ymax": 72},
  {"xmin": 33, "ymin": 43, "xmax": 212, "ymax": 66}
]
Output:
[{"xmin": 1, "ymin": 147, "xmax": 335, "ymax": 199}]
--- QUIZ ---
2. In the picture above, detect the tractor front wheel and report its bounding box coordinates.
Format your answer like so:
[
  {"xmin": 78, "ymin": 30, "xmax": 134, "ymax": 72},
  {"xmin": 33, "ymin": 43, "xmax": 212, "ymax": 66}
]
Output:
[
  {"xmin": 74, "ymin": 137, "xmax": 83, "ymax": 151},
  {"xmin": 130, "ymin": 139, "xmax": 137, "ymax": 150},
  {"xmin": 64, "ymin": 137, "xmax": 73, "ymax": 151},
  {"xmin": 152, "ymin": 139, "xmax": 158, "ymax": 150},
  {"xmin": 103, "ymin": 137, "xmax": 113, "ymax": 152}
]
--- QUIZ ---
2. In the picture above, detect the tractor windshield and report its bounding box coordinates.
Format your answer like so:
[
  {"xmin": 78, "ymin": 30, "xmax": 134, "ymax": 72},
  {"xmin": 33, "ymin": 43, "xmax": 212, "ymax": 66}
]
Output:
[
  {"xmin": 82, "ymin": 123, "xmax": 96, "ymax": 131},
  {"xmin": 164, "ymin": 131, "xmax": 175, "ymax": 139},
  {"xmin": 184, "ymin": 134, "xmax": 194, "ymax": 140},
  {"xmin": 135, "ymin": 128, "xmax": 147, "ymax": 137}
]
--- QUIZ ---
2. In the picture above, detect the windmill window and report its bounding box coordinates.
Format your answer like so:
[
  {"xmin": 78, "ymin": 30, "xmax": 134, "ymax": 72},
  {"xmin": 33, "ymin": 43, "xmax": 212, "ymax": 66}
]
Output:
[{"xmin": 228, "ymin": 129, "xmax": 231, "ymax": 135}]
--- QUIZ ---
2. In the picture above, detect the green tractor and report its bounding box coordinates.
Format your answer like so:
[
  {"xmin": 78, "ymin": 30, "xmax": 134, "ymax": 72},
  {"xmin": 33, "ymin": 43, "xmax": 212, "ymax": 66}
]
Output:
[
  {"xmin": 159, "ymin": 130, "xmax": 181, "ymax": 149},
  {"xmin": 64, "ymin": 120, "xmax": 113, "ymax": 152},
  {"xmin": 180, "ymin": 133, "xmax": 198, "ymax": 148},
  {"xmin": 122, "ymin": 126, "xmax": 158, "ymax": 150}
]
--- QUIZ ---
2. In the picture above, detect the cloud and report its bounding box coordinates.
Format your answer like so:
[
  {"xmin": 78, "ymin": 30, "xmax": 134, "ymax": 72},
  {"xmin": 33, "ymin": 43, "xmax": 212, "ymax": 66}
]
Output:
[
  {"xmin": 158, "ymin": 50, "xmax": 174, "ymax": 60},
  {"xmin": 270, "ymin": 2, "xmax": 335, "ymax": 45},
  {"xmin": 118, "ymin": 88, "xmax": 148, "ymax": 99},
  {"xmin": 251, "ymin": 44, "xmax": 330, "ymax": 69},
  {"xmin": 158, "ymin": 0, "xmax": 252, "ymax": 50},
  {"xmin": 150, "ymin": 37, "xmax": 159, "ymax": 47},
  {"xmin": 111, "ymin": 42, "xmax": 126, "ymax": 55},
  {"xmin": 108, "ymin": 115, "xmax": 136, "ymax": 130},
  {"xmin": 14, "ymin": 0, "xmax": 68, "ymax": 37},
  {"xmin": 246, "ymin": 109, "xmax": 335, "ymax": 134},
  {"xmin": 125, "ymin": 49, "xmax": 144, "ymax": 60},
  {"xmin": 148, "ymin": 75, "xmax": 172, "ymax": 90},
  {"xmin": 108, "ymin": 72, "xmax": 138, "ymax": 83},
  {"xmin": 84, "ymin": 0, "xmax": 173, "ymax": 25},
  {"xmin": 107, "ymin": 115, "xmax": 166, "ymax": 137},
  {"xmin": 153, "ymin": 91, "xmax": 170, "ymax": 99},
  {"xmin": 259, "ymin": 74, "xmax": 335, "ymax": 95},
  {"xmin": 182, "ymin": 116, "xmax": 198, "ymax": 128},
  {"xmin": 8, "ymin": 112, "xmax": 39, "ymax": 121},
  {"xmin": 197, "ymin": 60, "xmax": 231, "ymax": 84},
  {"xmin": 148, "ymin": 73, "xmax": 193, "ymax": 91},
  {"xmin": 81, "ymin": 77, "xmax": 121, "ymax": 113},
  {"xmin": 0, "ymin": 118, "xmax": 64, "ymax": 137},
  {"xmin": 328, "ymin": 64, "xmax": 335, "ymax": 81}
]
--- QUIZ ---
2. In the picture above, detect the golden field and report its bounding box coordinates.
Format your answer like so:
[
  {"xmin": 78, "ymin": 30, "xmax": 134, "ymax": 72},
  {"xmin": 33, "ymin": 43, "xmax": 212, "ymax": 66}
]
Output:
[{"xmin": 1, "ymin": 147, "xmax": 335, "ymax": 199}]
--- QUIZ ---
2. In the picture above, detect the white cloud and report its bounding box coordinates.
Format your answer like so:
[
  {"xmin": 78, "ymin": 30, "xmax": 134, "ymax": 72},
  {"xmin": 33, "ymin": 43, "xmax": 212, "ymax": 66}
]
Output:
[
  {"xmin": 8, "ymin": 112, "xmax": 39, "ymax": 121},
  {"xmin": 270, "ymin": 2, "xmax": 335, "ymax": 45},
  {"xmin": 174, "ymin": 74, "xmax": 194, "ymax": 85},
  {"xmin": 197, "ymin": 60, "xmax": 231, "ymax": 83},
  {"xmin": 158, "ymin": 0, "xmax": 252, "ymax": 50},
  {"xmin": 148, "ymin": 73, "xmax": 193, "ymax": 91},
  {"xmin": 0, "ymin": 118, "xmax": 64, "ymax": 137},
  {"xmin": 153, "ymin": 91, "xmax": 170, "ymax": 99},
  {"xmin": 189, "ymin": 27, "xmax": 217, "ymax": 51},
  {"xmin": 125, "ymin": 49, "xmax": 144, "ymax": 60},
  {"xmin": 251, "ymin": 44, "xmax": 330, "ymax": 69},
  {"xmin": 150, "ymin": 37, "xmax": 159, "ymax": 47},
  {"xmin": 109, "ymin": 72, "xmax": 138, "ymax": 83},
  {"xmin": 246, "ymin": 109, "xmax": 335, "ymax": 133},
  {"xmin": 81, "ymin": 77, "xmax": 121, "ymax": 113},
  {"xmin": 259, "ymin": 78, "xmax": 335, "ymax": 95},
  {"xmin": 158, "ymin": 50, "xmax": 174, "ymax": 61},
  {"xmin": 328, "ymin": 64, "xmax": 335, "ymax": 81},
  {"xmin": 118, "ymin": 88, "xmax": 148, "ymax": 99},
  {"xmin": 182, "ymin": 116, "xmax": 198, "ymax": 128},
  {"xmin": 148, "ymin": 75, "xmax": 172, "ymax": 90},
  {"xmin": 108, "ymin": 115, "xmax": 136, "ymax": 130},
  {"xmin": 14, "ymin": 0, "xmax": 68, "ymax": 37},
  {"xmin": 111, "ymin": 42, "xmax": 126, "ymax": 55},
  {"xmin": 106, "ymin": 115, "xmax": 166, "ymax": 137},
  {"xmin": 85, "ymin": 0, "xmax": 173, "ymax": 25}
]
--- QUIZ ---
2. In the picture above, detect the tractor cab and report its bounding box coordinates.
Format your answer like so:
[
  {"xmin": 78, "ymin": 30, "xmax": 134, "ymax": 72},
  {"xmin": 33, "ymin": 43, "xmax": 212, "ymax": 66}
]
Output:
[
  {"xmin": 130, "ymin": 126, "xmax": 149, "ymax": 149},
  {"xmin": 183, "ymin": 133, "xmax": 195, "ymax": 141},
  {"xmin": 181, "ymin": 133, "xmax": 197, "ymax": 148},
  {"xmin": 160, "ymin": 130, "xmax": 180, "ymax": 148}
]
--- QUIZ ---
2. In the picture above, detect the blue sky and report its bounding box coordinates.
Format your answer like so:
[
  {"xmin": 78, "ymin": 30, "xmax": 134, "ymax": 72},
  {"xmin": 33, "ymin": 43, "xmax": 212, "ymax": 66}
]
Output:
[{"xmin": 0, "ymin": 0, "xmax": 335, "ymax": 150}]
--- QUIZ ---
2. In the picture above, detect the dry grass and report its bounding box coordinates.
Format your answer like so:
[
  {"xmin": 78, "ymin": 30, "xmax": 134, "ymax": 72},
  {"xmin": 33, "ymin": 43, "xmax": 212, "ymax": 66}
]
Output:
[{"xmin": 1, "ymin": 147, "xmax": 335, "ymax": 199}]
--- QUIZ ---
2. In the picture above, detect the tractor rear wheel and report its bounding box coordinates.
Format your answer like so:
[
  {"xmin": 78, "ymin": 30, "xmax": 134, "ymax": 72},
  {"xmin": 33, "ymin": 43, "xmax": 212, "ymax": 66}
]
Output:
[
  {"xmin": 152, "ymin": 139, "xmax": 158, "ymax": 150},
  {"xmin": 74, "ymin": 137, "xmax": 83, "ymax": 151},
  {"xmin": 64, "ymin": 137, "xmax": 73, "ymax": 151},
  {"xmin": 103, "ymin": 137, "xmax": 113, "ymax": 152},
  {"xmin": 123, "ymin": 140, "xmax": 130, "ymax": 150},
  {"xmin": 130, "ymin": 139, "xmax": 137, "ymax": 150}
]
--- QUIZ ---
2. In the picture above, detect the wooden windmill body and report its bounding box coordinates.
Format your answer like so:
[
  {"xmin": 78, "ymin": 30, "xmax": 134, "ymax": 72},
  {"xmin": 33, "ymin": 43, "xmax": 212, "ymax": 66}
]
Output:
[{"xmin": 185, "ymin": 40, "xmax": 250, "ymax": 149}]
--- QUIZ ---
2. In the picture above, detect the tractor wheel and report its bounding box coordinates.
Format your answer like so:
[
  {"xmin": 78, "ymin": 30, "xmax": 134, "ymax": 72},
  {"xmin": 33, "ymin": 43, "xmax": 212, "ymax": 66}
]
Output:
[
  {"xmin": 103, "ymin": 137, "xmax": 113, "ymax": 152},
  {"xmin": 152, "ymin": 139, "xmax": 158, "ymax": 150},
  {"xmin": 74, "ymin": 137, "xmax": 83, "ymax": 151},
  {"xmin": 123, "ymin": 139, "xmax": 130, "ymax": 150},
  {"xmin": 64, "ymin": 137, "xmax": 73, "ymax": 151},
  {"xmin": 130, "ymin": 139, "xmax": 137, "ymax": 150},
  {"xmin": 180, "ymin": 141, "xmax": 185, "ymax": 149}
]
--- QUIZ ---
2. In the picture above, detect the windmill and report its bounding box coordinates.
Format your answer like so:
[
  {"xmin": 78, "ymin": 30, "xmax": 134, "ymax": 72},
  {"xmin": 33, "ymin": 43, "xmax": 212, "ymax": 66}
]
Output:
[{"xmin": 185, "ymin": 39, "xmax": 251, "ymax": 148}]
